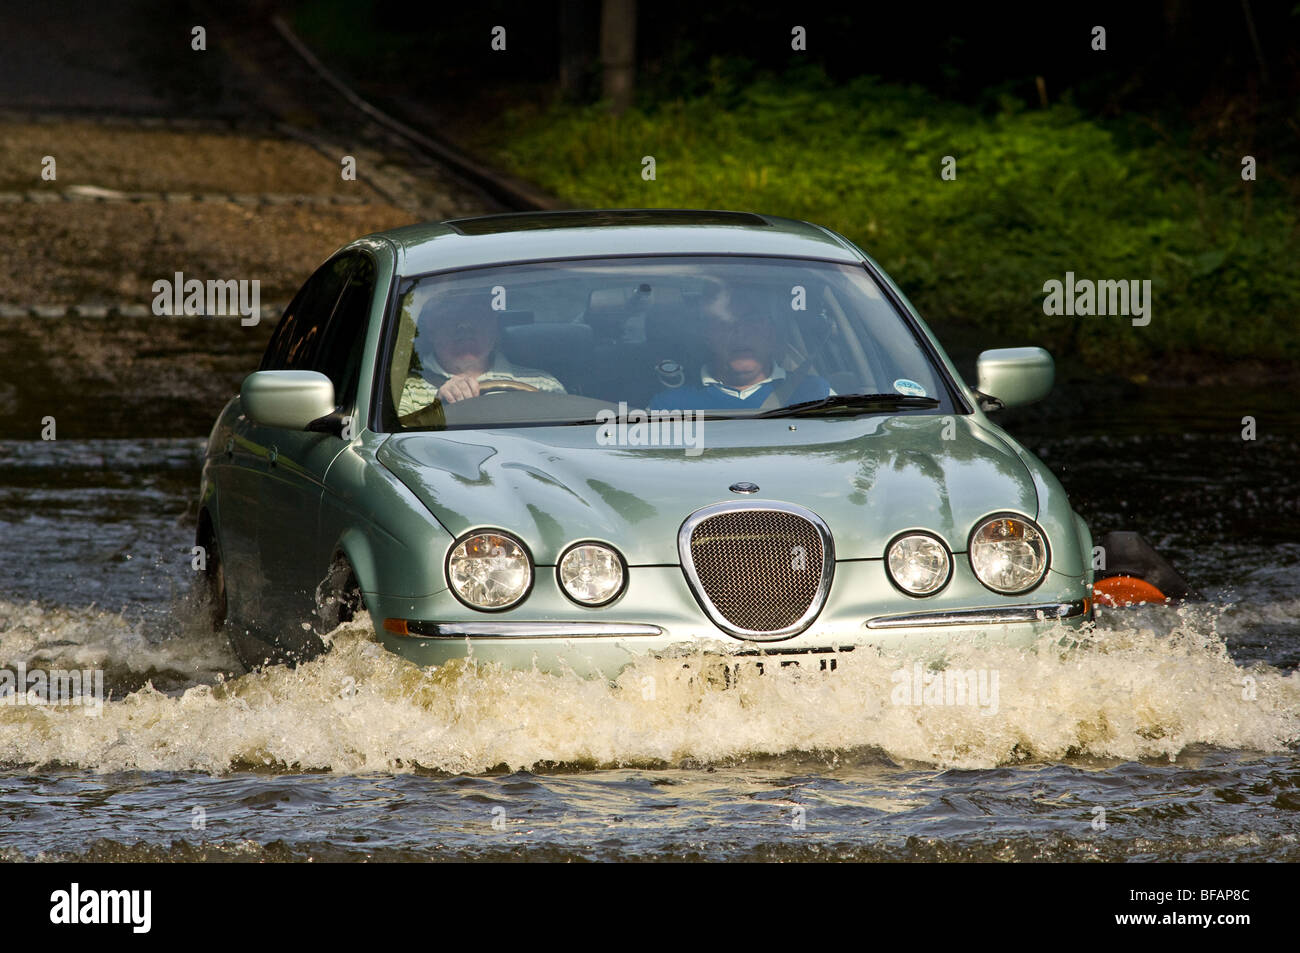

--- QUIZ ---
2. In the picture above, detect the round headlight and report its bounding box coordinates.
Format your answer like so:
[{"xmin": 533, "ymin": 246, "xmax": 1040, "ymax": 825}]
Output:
[
  {"xmin": 886, "ymin": 533, "xmax": 952, "ymax": 595},
  {"xmin": 558, "ymin": 543, "xmax": 625, "ymax": 606},
  {"xmin": 969, "ymin": 516, "xmax": 1049, "ymax": 594},
  {"xmin": 447, "ymin": 531, "xmax": 532, "ymax": 610}
]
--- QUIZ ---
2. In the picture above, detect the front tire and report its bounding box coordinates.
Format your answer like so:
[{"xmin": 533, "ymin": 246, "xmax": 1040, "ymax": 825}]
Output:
[{"xmin": 315, "ymin": 555, "xmax": 365, "ymax": 634}]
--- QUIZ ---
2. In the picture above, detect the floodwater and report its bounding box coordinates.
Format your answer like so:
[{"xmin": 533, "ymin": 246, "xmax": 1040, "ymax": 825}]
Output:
[{"xmin": 0, "ymin": 384, "xmax": 1296, "ymax": 861}]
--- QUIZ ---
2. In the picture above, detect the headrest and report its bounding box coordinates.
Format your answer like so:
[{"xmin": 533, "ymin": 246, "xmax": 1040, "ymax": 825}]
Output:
[
  {"xmin": 586, "ymin": 288, "xmax": 630, "ymax": 316},
  {"xmin": 501, "ymin": 322, "xmax": 594, "ymax": 371},
  {"xmin": 498, "ymin": 310, "xmax": 534, "ymax": 329}
]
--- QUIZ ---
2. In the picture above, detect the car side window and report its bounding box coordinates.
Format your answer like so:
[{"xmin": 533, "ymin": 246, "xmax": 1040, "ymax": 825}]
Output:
[
  {"xmin": 313, "ymin": 253, "xmax": 377, "ymax": 407},
  {"xmin": 260, "ymin": 257, "xmax": 354, "ymax": 371}
]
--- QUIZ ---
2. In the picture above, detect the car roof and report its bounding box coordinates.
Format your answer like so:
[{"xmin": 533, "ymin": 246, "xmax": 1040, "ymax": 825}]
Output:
[{"xmin": 371, "ymin": 209, "xmax": 865, "ymax": 276}]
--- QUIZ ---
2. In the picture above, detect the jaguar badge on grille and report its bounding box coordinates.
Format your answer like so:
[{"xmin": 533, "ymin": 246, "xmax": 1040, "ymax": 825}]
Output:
[{"xmin": 729, "ymin": 482, "xmax": 759, "ymax": 494}]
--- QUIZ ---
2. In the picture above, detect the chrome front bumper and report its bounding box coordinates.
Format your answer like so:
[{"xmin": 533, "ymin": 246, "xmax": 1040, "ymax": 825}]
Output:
[
  {"xmin": 865, "ymin": 599, "xmax": 1091, "ymax": 629},
  {"xmin": 384, "ymin": 599, "xmax": 1090, "ymax": 640}
]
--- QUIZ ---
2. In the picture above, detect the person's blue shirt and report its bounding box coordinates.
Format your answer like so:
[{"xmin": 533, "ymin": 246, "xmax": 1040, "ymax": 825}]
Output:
[{"xmin": 650, "ymin": 365, "xmax": 832, "ymax": 411}]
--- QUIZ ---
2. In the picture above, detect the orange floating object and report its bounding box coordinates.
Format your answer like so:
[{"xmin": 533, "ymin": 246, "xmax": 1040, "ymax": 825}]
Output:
[{"xmin": 1093, "ymin": 575, "xmax": 1168, "ymax": 607}]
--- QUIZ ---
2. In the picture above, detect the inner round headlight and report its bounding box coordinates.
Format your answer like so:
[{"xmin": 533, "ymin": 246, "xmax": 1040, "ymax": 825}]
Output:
[
  {"xmin": 887, "ymin": 533, "xmax": 952, "ymax": 595},
  {"xmin": 447, "ymin": 531, "xmax": 532, "ymax": 609},
  {"xmin": 969, "ymin": 516, "xmax": 1049, "ymax": 594},
  {"xmin": 558, "ymin": 543, "xmax": 625, "ymax": 606}
]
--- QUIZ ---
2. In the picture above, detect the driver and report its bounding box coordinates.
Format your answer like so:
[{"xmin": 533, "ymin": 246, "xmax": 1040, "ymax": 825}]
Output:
[
  {"xmin": 649, "ymin": 283, "xmax": 831, "ymax": 411},
  {"xmin": 398, "ymin": 295, "xmax": 565, "ymax": 417}
]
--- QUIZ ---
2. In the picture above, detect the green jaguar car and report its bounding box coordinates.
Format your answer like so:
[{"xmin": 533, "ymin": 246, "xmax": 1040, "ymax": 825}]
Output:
[{"xmin": 198, "ymin": 209, "xmax": 1097, "ymax": 676}]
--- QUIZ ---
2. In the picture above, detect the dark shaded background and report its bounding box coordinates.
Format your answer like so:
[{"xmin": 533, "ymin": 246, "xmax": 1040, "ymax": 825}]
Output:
[{"xmin": 302, "ymin": 0, "xmax": 1298, "ymax": 168}]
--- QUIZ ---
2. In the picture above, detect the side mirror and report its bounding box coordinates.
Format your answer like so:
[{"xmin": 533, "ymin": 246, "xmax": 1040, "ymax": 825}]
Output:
[
  {"xmin": 975, "ymin": 347, "xmax": 1054, "ymax": 410},
  {"xmin": 241, "ymin": 370, "xmax": 336, "ymax": 430}
]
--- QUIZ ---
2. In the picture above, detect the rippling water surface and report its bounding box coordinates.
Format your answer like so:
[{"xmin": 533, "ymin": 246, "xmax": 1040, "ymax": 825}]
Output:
[{"xmin": 0, "ymin": 387, "xmax": 1296, "ymax": 861}]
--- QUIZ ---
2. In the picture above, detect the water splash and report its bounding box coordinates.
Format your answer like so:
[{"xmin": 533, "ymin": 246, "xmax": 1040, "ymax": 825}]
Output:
[{"xmin": 1, "ymin": 595, "xmax": 1295, "ymax": 775}]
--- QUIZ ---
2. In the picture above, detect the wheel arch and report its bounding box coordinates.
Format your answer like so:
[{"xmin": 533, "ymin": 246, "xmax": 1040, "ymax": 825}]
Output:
[{"xmin": 331, "ymin": 525, "xmax": 382, "ymax": 597}]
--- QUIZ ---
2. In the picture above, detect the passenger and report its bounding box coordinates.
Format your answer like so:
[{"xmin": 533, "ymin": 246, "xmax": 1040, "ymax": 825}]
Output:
[
  {"xmin": 399, "ymin": 296, "xmax": 564, "ymax": 416},
  {"xmin": 649, "ymin": 284, "xmax": 831, "ymax": 411}
]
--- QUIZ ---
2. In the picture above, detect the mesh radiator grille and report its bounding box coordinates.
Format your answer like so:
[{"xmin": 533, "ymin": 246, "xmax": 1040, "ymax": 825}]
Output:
[{"xmin": 686, "ymin": 508, "xmax": 827, "ymax": 634}]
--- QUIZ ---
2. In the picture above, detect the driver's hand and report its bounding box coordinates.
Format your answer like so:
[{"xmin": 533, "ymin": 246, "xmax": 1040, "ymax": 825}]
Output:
[{"xmin": 438, "ymin": 373, "xmax": 481, "ymax": 403}]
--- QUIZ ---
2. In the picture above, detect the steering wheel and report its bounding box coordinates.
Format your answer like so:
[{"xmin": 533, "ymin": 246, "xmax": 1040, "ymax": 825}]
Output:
[
  {"xmin": 397, "ymin": 379, "xmax": 541, "ymax": 428},
  {"xmin": 398, "ymin": 403, "xmax": 445, "ymax": 428},
  {"xmin": 477, "ymin": 380, "xmax": 540, "ymax": 395}
]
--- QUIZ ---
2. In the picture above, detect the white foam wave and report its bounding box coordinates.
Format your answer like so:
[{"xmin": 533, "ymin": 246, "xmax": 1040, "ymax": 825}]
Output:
[{"xmin": 1, "ymin": 600, "xmax": 1295, "ymax": 775}]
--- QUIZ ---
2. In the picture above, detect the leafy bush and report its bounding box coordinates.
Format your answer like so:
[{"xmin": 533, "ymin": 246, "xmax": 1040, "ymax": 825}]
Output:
[{"xmin": 480, "ymin": 68, "xmax": 1299, "ymax": 373}]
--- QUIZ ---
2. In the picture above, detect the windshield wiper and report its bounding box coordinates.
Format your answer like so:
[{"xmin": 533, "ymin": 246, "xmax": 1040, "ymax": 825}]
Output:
[
  {"xmin": 754, "ymin": 393, "xmax": 940, "ymax": 418},
  {"xmin": 553, "ymin": 395, "xmax": 939, "ymax": 427},
  {"xmin": 559, "ymin": 410, "xmax": 745, "ymax": 426}
]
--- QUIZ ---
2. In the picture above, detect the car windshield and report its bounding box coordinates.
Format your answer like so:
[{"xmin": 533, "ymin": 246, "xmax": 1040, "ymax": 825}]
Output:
[{"xmin": 379, "ymin": 255, "xmax": 955, "ymax": 431}]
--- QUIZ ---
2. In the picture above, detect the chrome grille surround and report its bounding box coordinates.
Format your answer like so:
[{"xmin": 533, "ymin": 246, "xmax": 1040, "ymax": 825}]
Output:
[{"xmin": 678, "ymin": 500, "xmax": 835, "ymax": 641}]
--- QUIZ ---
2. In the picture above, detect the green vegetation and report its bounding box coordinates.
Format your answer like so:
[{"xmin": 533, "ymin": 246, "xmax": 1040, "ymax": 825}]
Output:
[{"xmin": 479, "ymin": 69, "xmax": 1299, "ymax": 373}]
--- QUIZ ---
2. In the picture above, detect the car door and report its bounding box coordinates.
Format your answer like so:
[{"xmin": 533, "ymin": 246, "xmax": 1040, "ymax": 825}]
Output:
[
  {"xmin": 255, "ymin": 252, "xmax": 377, "ymax": 647},
  {"xmin": 234, "ymin": 255, "xmax": 354, "ymax": 647},
  {"xmin": 217, "ymin": 260, "xmax": 344, "ymax": 627}
]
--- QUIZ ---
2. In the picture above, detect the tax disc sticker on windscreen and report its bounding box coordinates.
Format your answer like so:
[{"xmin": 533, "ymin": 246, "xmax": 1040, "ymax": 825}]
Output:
[{"xmin": 893, "ymin": 378, "xmax": 928, "ymax": 397}]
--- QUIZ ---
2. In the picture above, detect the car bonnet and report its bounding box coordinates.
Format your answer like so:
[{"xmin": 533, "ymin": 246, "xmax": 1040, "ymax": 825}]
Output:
[{"xmin": 376, "ymin": 413, "xmax": 1038, "ymax": 565}]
